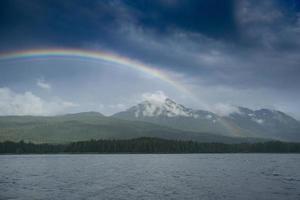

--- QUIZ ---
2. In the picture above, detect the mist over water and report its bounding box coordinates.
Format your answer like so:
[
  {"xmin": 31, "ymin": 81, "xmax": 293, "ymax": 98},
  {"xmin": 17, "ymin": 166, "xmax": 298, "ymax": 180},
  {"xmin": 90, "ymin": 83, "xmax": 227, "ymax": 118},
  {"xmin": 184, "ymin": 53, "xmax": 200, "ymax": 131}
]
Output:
[{"xmin": 1, "ymin": 154, "xmax": 299, "ymax": 200}]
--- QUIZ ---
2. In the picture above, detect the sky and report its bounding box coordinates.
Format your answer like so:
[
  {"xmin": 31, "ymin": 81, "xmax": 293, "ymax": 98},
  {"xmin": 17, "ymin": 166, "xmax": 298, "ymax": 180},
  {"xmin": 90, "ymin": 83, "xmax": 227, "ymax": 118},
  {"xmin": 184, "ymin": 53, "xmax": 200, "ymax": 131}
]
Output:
[{"xmin": 0, "ymin": 0, "xmax": 300, "ymax": 118}]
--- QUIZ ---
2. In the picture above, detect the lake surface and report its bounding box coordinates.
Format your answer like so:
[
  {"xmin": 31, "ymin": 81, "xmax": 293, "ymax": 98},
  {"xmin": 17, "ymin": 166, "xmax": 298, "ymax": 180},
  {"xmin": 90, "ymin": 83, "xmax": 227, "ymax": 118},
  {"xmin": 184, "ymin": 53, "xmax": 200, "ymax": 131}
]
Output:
[{"xmin": 0, "ymin": 154, "xmax": 299, "ymax": 200}]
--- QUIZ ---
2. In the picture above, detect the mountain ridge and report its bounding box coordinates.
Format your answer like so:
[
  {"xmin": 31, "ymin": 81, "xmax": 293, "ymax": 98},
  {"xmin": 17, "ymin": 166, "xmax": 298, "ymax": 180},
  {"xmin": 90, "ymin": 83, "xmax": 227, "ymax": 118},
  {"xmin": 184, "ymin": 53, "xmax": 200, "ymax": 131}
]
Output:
[
  {"xmin": 113, "ymin": 98, "xmax": 300, "ymax": 141},
  {"xmin": 0, "ymin": 98, "xmax": 299, "ymax": 143}
]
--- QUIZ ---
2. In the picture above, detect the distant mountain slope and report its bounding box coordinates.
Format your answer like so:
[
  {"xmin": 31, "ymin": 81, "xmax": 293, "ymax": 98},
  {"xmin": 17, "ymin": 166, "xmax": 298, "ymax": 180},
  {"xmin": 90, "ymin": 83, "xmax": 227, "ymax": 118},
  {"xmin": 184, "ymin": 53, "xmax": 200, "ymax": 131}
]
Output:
[
  {"xmin": 113, "ymin": 99, "xmax": 300, "ymax": 141},
  {"xmin": 224, "ymin": 107, "xmax": 300, "ymax": 141},
  {"xmin": 0, "ymin": 112, "xmax": 263, "ymax": 144}
]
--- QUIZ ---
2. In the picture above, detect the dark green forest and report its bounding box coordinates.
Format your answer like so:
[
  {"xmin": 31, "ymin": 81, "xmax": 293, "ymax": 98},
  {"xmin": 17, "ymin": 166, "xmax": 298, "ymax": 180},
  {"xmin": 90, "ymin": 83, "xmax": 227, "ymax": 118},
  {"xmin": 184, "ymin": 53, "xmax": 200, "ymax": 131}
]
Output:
[{"xmin": 1, "ymin": 137, "xmax": 300, "ymax": 154}]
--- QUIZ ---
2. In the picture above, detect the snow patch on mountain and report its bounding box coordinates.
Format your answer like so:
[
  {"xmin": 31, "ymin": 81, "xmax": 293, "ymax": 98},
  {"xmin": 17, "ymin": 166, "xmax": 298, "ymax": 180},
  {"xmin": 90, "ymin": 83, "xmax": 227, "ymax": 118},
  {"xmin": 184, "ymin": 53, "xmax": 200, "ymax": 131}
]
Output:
[{"xmin": 133, "ymin": 98, "xmax": 199, "ymax": 118}]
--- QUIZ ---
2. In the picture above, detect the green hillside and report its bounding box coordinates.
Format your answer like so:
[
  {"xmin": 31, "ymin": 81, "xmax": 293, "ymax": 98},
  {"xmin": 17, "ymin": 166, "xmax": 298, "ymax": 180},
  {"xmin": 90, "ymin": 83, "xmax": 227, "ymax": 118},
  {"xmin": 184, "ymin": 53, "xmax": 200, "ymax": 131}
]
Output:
[{"xmin": 0, "ymin": 112, "xmax": 266, "ymax": 144}]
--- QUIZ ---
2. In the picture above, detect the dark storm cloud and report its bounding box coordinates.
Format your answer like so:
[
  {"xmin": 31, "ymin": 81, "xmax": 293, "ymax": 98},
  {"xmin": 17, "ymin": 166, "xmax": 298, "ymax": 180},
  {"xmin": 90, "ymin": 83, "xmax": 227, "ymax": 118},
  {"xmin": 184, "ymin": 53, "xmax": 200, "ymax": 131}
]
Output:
[
  {"xmin": 123, "ymin": 0, "xmax": 238, "ymax": 40},
  {"xmin": 0, "ymin": 0, "xmax": 140, "ymax": 50},
  {"xmin": 0, "ymin": 0, "xmax": 238, "ymax": 48},
  {"xmin": 236, "ymin": 0, "xmax": 300, "ymax": 50}
]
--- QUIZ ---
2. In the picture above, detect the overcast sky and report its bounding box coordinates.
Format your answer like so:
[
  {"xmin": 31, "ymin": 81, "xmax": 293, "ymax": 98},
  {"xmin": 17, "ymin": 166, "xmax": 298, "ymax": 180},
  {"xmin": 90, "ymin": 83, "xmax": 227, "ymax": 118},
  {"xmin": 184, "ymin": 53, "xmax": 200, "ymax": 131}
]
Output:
[{"xmin": 0, "ymin": 0, "xmax": 300, "ymax": 119}]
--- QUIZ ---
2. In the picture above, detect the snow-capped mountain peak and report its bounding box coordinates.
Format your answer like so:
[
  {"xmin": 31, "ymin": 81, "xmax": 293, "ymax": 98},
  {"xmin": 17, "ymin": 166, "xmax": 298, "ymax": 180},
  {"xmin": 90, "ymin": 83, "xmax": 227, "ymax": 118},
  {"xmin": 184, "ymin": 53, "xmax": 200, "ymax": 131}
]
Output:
[{"xmin": 133, "ymin": 98, "xmax": 196, "ymax": 118}]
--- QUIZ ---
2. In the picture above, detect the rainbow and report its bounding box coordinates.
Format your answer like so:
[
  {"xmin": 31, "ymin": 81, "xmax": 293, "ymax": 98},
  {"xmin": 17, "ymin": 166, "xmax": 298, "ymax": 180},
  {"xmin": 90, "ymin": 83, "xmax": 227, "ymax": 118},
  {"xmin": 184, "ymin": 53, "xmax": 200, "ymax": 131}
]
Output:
[
  {"xmin": 0, "ymin": 48, "xmax": 193, "ymax": 96},
  {"xmin": 0, "ymin": 50, "xmax": 245, "ymax": 136}
]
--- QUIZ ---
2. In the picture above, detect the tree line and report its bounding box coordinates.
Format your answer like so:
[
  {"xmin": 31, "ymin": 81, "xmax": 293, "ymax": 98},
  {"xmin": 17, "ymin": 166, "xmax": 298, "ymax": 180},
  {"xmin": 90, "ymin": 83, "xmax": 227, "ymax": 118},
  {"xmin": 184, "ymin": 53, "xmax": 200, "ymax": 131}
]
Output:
[{"xmin": 0, "ymin": 137, "xmax": 300, "ymax": 154}]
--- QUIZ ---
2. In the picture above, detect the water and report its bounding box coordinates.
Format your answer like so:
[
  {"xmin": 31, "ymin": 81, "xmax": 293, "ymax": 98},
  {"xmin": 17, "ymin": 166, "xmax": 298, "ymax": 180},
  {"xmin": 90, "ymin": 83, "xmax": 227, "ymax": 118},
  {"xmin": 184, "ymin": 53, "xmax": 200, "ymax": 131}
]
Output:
[{"xmin": 0, "ymin": 154, "xmax": 299, "ymax": 200}]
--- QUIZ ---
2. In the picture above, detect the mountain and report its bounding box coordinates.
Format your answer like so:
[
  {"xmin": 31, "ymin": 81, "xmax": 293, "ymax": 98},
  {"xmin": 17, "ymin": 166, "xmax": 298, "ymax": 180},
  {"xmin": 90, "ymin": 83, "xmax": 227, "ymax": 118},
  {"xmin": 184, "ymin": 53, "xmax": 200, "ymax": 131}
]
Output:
[
  {"xmin": 0, "ymin": 99, "xmax": 299, "ymax": 143},
  {"xmin": 224, "ymin": 107, "xmax": 300, "ymax": 141},
  {"xmin": 113, "ymin": 98, "xmax": 300, "ymax": 141},
  {"xmin": 0, "ymin": 112, "xmax": 262, "ymax": 144},
  {"xmin": 113, "ymin": 98, "xmax": 233, "ymax": 135}
]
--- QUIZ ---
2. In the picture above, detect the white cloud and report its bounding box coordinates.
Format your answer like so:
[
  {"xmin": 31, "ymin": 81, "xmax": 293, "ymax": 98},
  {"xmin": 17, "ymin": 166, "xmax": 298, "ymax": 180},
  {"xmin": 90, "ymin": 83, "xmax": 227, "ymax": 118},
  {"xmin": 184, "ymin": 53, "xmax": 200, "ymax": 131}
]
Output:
[
  {"xmin": 37, "ymin": 79, "xmax": 51, "ymax": 90},
  {"xmin": 210, "ymin": 103, "xmax": 240, "ymax": 117},
  {"xmin": 0, "ymin": 87, "xmax": 78, "ymax": 116},
  {"xmin": 141, "ymin": 91, "xmax": 168, "ymax": 104},
  {"xmin": 253, "ymin": 118, "xmax": 264, "ymax": 124}
]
